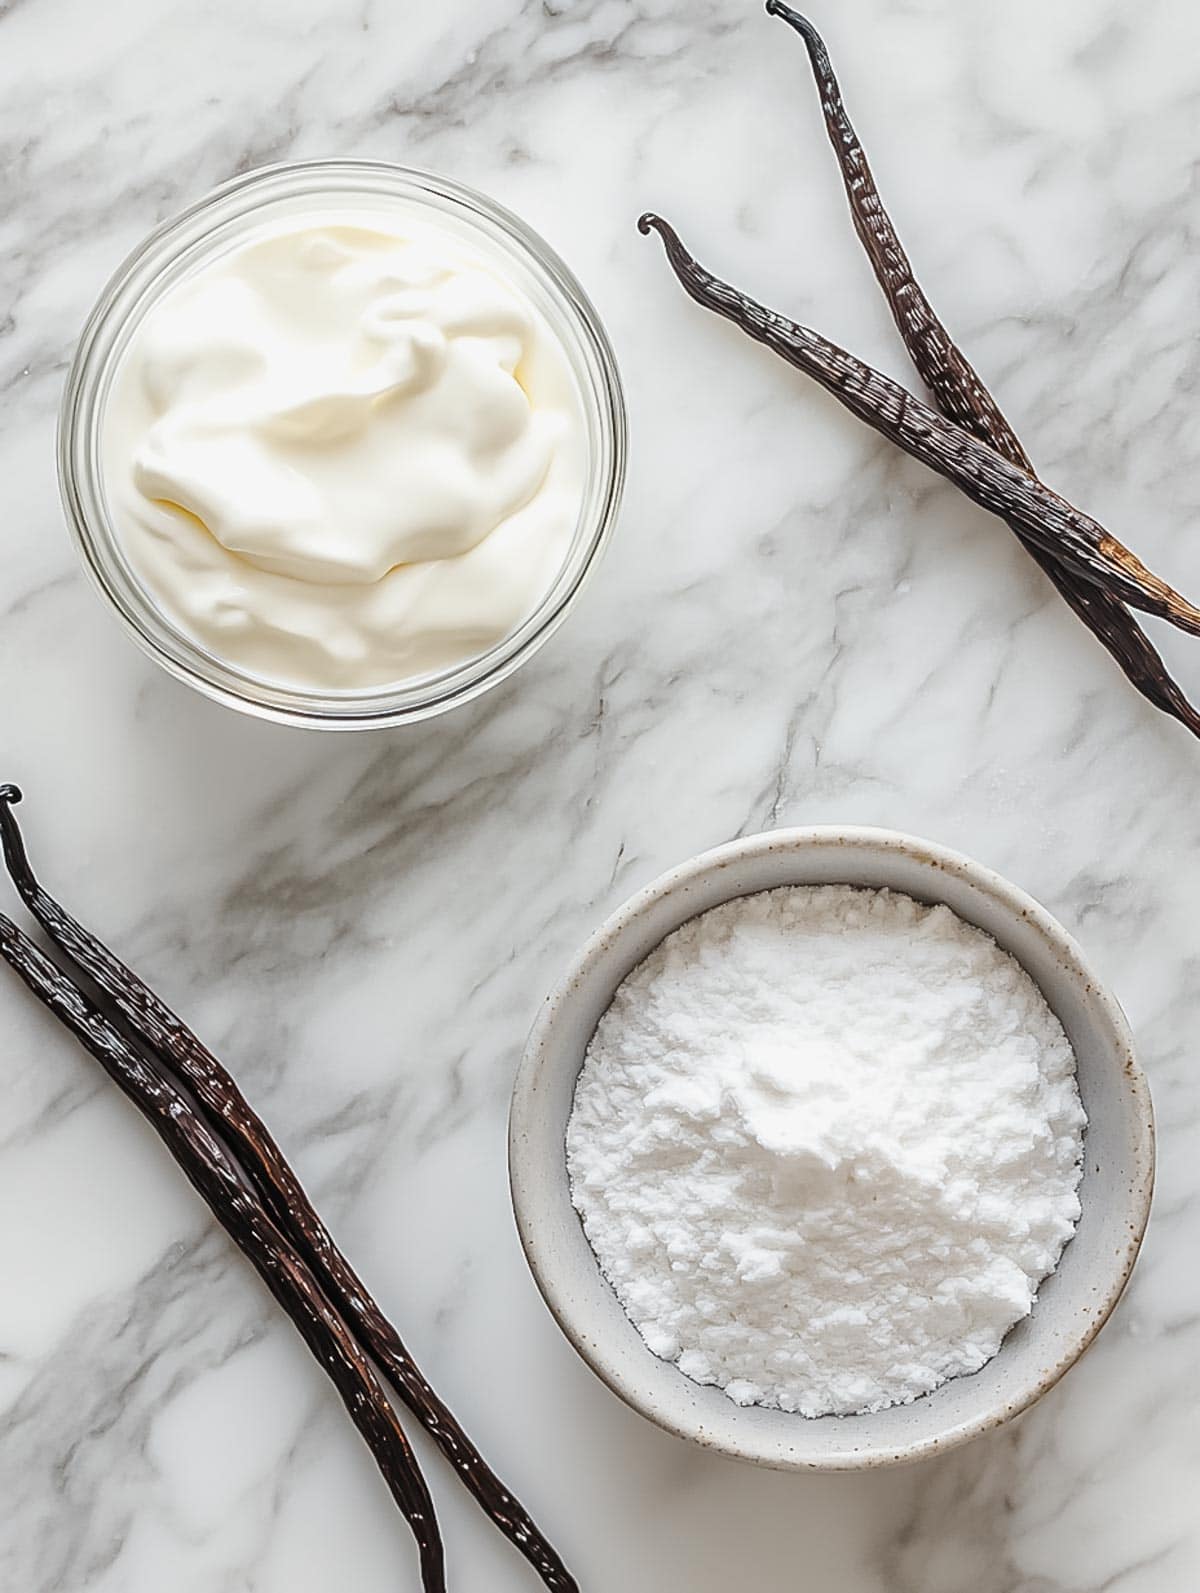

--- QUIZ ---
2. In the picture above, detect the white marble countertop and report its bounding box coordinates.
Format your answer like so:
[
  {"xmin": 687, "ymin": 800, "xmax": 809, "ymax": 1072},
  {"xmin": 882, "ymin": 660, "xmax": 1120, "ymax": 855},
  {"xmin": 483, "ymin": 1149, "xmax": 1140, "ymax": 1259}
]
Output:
[{"xmin": 2, "ymin": 1, "xmax": 1199, "ymax": 1588}]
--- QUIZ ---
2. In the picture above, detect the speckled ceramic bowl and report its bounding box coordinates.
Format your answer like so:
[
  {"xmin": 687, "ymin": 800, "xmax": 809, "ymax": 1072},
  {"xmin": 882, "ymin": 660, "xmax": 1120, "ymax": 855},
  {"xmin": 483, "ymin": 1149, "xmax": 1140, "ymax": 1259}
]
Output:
[{"xmin": 508, "ymin": 827, "xmax": 1155, "ymax": 1470}]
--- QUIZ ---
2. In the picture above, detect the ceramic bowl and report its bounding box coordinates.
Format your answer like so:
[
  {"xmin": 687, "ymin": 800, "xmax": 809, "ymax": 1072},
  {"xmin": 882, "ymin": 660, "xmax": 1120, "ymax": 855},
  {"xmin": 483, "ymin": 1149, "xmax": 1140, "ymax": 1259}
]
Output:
[{"xmin": 508, "ymin": 826, "xmax": 1155, "ymax": 1470}]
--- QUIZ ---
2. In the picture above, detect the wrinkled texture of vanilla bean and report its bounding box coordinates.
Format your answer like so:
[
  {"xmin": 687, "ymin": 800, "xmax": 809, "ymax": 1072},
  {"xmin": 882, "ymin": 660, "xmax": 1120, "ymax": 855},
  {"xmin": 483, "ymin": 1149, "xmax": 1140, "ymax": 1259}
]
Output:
[
  {"xmin": 638, "ymin": 212, "xmax": 1200, "ymax": 639},
  {"xmin": 0, "ymin": 785, "xmax": 578, "ymax": 1593},
  {"xmin": 0, "ymin": 913, "xmax": 446, "ymax": 1593},
  {"xmin": 768, "ymin": 0, "xmax": 1200, "ymax": 740}
]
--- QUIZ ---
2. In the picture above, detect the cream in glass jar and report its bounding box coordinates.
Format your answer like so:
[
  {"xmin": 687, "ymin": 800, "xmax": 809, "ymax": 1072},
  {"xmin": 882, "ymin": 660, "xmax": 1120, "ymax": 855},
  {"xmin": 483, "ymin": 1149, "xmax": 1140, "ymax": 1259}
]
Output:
[{"xmin": 59, "ymin": 162, "xmax": 626, "ymax": 728}]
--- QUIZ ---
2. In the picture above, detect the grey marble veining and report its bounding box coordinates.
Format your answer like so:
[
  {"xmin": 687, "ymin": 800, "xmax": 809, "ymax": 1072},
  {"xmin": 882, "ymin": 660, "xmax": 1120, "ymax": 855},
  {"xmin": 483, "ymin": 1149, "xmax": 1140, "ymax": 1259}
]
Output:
[{"xmin": 2, "ymin": 0, "xmax": 1200, "ymax": 1587}]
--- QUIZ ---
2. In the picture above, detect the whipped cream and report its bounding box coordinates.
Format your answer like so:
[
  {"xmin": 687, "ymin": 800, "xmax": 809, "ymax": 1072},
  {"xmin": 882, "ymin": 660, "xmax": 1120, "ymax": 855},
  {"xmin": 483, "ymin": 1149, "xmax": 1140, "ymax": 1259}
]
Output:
[{"xmin": 101, "ymin": 206, "xmax": 587, "ymax": 691}]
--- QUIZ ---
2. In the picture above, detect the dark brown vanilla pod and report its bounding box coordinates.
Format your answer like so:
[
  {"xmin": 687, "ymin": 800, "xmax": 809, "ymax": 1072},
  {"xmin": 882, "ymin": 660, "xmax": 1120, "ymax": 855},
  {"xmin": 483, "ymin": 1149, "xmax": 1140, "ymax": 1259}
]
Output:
[
  {"xmin": 0, "ymin": 785, "xmax": 579, "ymax": 1593},
  {"xmin": 1031, "ymin": 573, "xmax": 1200, "ymax": 737},
  {"xmin": 0, "ymin": 913, "xmax": 446, "ymax": 1593},
  {"xmin": 638, "ymin": 212, "xmax": 1200, "ymax": 638},
  {"xmin": 766, "ymin": 1, "xmax": 1021, "ymax": 458},
  {"xmin": 767, "ymin": 1, "xmax": 1200, "ymax": 740}
]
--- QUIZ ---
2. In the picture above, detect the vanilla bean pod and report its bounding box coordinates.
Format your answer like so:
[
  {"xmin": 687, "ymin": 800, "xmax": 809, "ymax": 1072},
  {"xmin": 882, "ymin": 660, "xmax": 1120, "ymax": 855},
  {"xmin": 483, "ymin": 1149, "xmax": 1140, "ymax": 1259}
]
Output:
[
  {"xmin": 638, "ymin": 212, "xmax": 1200, "ymax": 638},
  {"xmin": 0, "ymin": 914, "xmax": 445, "ymax": 1593},
  {"xmin": 767, "ymin": 0, "xmax": 1200, "ymax": 739},
  {"xmin": 0, "ymin": 786, "xmax": 578, "ymax": 1593}
]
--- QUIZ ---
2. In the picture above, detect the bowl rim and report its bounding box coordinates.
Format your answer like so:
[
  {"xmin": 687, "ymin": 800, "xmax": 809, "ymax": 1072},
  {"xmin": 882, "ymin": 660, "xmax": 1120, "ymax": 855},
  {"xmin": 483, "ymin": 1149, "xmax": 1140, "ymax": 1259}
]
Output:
[{"xmin": 509, "ymin": 825, "xmax": 1156, "ymax": 1470}]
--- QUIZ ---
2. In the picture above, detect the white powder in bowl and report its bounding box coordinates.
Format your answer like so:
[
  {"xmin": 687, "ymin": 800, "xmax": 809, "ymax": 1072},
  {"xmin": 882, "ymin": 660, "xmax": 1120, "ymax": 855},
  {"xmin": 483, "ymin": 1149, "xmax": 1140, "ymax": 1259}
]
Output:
[{"xmin": 566, "ymin": 885, "xmax": 1086, "ymax": 1417}]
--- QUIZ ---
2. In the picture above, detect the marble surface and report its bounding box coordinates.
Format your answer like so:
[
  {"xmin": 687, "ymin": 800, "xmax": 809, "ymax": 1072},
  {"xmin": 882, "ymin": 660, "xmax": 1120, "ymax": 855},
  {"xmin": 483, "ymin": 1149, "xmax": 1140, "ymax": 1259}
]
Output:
[{"xmin": 1, "ymin": 0, "xmax": 1198, "ymax": 1587}]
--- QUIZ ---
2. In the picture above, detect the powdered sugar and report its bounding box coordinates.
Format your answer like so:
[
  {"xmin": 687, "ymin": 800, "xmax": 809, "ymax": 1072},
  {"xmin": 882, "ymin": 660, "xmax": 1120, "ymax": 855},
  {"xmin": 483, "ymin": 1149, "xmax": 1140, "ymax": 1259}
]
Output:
[{"xmin": 566, "ymin": 885, "xmax": 1085, "ymax": 1417}]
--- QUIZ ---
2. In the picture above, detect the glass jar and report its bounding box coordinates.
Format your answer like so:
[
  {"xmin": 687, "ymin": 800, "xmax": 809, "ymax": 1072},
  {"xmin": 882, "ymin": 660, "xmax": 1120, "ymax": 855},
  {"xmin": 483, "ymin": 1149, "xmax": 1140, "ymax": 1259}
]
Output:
[{"xmin": 59, "ymin": 160, "xmax": 627, "ymax": 730}]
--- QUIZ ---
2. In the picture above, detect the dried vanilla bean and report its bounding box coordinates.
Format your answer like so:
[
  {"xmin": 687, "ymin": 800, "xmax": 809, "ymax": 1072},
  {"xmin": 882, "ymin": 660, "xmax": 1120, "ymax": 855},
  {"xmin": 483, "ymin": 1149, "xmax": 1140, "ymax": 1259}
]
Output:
[
  {"xmin": 0, "ymin": 913, "xmax": 446, "ymax": 1593},
  {"xmin": 0, "ymin": 785, "xmax": 578, "ymax": 1593},
  {"xmin": 639, "ymin": 212, "xmax": 1200, "ymax": 638},
  {"xmin": 767, "ymin": 0, "xmax": 1200, "ymax": 738}
]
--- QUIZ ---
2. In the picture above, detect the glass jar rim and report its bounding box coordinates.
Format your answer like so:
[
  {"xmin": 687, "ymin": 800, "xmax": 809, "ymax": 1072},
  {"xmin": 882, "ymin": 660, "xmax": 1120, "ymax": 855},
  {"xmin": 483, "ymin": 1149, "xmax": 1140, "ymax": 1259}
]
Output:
[{"xmin": 58, "ymin": 158, "xmax": 627, "ymax": 731}]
